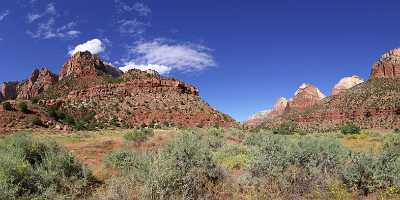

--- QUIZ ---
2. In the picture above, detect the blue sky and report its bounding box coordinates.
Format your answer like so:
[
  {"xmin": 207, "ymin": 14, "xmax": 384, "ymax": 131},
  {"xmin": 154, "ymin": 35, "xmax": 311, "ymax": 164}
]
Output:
[{"xmin": 1, "ymin": 0, "xmax": 400, "ymax": 121}]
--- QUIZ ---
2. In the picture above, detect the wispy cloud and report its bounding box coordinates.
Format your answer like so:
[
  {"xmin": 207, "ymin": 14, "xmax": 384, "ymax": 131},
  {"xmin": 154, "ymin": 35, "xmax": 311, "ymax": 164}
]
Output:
[
  {"xmin": 118, "ymin": 19, "xmax": 148, "ymax": 35},
  {"xmin": 0, "ymin": 10, "xmax": 10, "ymax": 22},
  {"xmin": 119, "ymin": 39, "xmax": 216, "ymax": 74},
  {"xmin": 27, "ymin": 2, "xmax": 81, "ymax": 39},
  {"xmin": 115, "ymin": 0, "xmax": 152, "ymax": 16},
  {"xmin": 114, "ymin": 0, "xmax": 151, "ymax": 37},
  {"xmin": 27, "ymin": 3, "xmax": 56, "ymax": 23},
  {"xmin": 68, "ymin": 38, "xmax": 106, "ymax": 56}
]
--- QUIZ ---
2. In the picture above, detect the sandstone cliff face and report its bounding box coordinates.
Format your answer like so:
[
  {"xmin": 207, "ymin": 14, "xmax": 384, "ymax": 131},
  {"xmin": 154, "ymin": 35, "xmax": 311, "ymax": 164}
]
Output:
[
  {"xmin": 59, "ymin": 51, "xmax": 123, "ymax": 80},
  {"xmin": 17, "ymin": 68, "xmax": 58, "ymax": 99},
  {"xmin": 286, "ymin": 83, "xmax": 325, "ymax": 112},
  {"xmin": 0, "ymin": 82, "xmax": 19, "ymax": 100},
  {"xmin": 370, "ymin": 48, "xmax": 400, "ymax": 79},
  {"xmin": 268, "ymin": 48, "xmax": 400, "ymax": 132},
  {"xmin": 332, "ymin": 75, "xmax": 364, "ymax": 96},
  {"xmin": 246, "ymin": 97, "xmax": 288, "ymax": 126}
]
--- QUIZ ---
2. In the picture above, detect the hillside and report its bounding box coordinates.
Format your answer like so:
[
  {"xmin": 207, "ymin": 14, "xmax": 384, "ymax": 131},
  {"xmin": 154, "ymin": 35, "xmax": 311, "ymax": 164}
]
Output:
[{"xmin": 0, "ymin": 51, "xmax": 236, "ymax": 133}]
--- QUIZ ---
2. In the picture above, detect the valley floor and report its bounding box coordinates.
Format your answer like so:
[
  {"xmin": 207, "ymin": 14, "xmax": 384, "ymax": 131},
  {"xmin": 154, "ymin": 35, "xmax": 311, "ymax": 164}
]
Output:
[{"xmin": 1, "ymin": 128, "xmax": 400, "ymax": 200}]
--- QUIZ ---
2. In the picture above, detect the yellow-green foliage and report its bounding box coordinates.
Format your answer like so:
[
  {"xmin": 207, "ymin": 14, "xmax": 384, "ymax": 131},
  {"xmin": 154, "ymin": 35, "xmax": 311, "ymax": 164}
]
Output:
[{"xmin": 213, "ymin": 144, "xmax": 253, "ymax": 170}]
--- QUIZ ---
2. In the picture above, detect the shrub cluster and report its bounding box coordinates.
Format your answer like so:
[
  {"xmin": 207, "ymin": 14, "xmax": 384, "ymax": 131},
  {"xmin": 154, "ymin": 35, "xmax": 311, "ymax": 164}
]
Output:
[
  {"xmin": 2, "ymin": 101, "xmax": 13, "ymax": 111},
  {"xmin": 341, "ymin": 122, "xmax": 361, "ymax": 135},
  {"xmin": 272, "ymin": 121, "xmax": 298, "ymax": 135},
  {"xmin": 246, "ymin": 132, "xmax": 400, "ymax": 197},
  {"xmin": 48, "ymin": 106, "xmax": 97, "ymax": 130},
  {"xmin": 0, "ymin": 133, "xmax": 96, "ymax": 199},
  {"xmin": 18, "ymin": 102, "xmax": 29, "ymax": 114},
  {"xmin": 123, "ymin": 128, "xmax": 154, "ymax": 144},
  {"xmin": 100, "ymin": 132, "xmax": 225, "ymax": 199}
]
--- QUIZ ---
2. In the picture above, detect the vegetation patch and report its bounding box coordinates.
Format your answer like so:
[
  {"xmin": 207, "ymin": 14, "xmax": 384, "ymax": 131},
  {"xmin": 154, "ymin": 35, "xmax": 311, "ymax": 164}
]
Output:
[{"xmin": 0, "ymin": 133, "xmax": 97, "ymax": 200}]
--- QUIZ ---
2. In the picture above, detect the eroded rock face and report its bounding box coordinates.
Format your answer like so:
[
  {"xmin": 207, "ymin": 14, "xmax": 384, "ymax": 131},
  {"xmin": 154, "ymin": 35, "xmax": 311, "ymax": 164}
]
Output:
[
  {"xmin": 17, "ymin": 68, "xmax": 58, "ymax": 99},
  {"xmin": 246, "ymin": 97, "xmax": 288, "ymax": 126},
  {"xmin": 0, "ymin": 82, "xmax": 19, "ymax": 100},
  {"xmin": 370, "ymin": 48, "xmax": 400, "ymax": 79},
  {"xmin": 59, "ymin": 51, "xmax": 123, "ymax": 80},
  {"xmin": 286, "ymin": 83, "xmax": 325, "ymax": 112},
  {"xmin": 332, "ymin": 75, "xmax": 364, "ymax": 95}
]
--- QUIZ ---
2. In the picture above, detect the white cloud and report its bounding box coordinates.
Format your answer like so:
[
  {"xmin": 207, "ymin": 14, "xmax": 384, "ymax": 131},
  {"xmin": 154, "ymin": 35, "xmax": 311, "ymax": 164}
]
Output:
[
  {"xmin": 118, "ymin": 19, "xmax": 147, "ymax": 35},
  {"xmin": 120, "ymin": 39, "xmax": 216, "ymax": 74},
  {"xmin": 119, "ymin": 63, "xmax": 171, "ymax": 74},
  {"xmin": 0, "ymin": 10, "xmax": 10, "ymax": 21},
  {"xmin": 69, "ymin": 39, "xmax": 106, "ymax": 55}
]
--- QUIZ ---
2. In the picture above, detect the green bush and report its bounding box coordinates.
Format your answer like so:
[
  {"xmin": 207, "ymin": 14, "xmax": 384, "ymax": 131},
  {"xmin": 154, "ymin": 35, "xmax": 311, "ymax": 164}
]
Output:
[
  {"xmin": 47, "ymin": 106, "xmax": 66, "ymax": 121},
  {"xmin": 18, "ymin": 102, "xmax": 29, "ymax": 114},
  {"xmin": 123, "ymin": 128, "xmax": 154, "ymax": 143},
  {"xmin": 0, "ymin": 133, "xmax": 96, "ymax": 199},
  {"xmin": 206, "ymin": 128, "xmax": 225, "ymax": 149},
  {"xmin": 395, "ymin": 128, "xmax": 400, "ymax": 134},
  {"xmin": 342, "ymin": 153, "xmax": 381, "ymax": 194},
  {"xmin": 273, "ymin": 121, "xmax": 297, "ymax": 135},
  {"xmin": 31, "ymin": 97, "xmax": 40, "ymax": 104},
  {"xmin": 31, "ymin": 116, "xmax": 44, "ymax": 127},
  {"xmin": 2, "ymin": 101, "xmax": 13, "ymax": 111},
  {"xmin": 213, "ymin": 144, "xmax": 253, "ymax": 170},
  {"xmin": 341, "ymin": 122, "xmax": 361, "ymax": 135},
  {"xmin": 248, "ymin": 135, "xmax": 349, "ymax": 197},
  {"xmin": 144, "ymin": 132, "xmax": 225, "ymax": 199},
  {"xmin": 105, "ymin": 151, "xmax": 152, "ymax": 181}
]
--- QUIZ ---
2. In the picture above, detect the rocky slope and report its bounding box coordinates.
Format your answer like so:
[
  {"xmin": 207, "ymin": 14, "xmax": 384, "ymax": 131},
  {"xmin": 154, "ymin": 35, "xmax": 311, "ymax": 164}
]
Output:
[
  {"xmin": 286, "ymin": 83, "xmax": 326, "ymax": 112},
  {"xmin": 332, "ymin": 75, "xmax": 364, "ymax": 96},
  {"xmin": 246, "ymin": 83, "xmax": 325, "ymax": 127},
  {"xmin": 0, "ymin": 51, "xmax": 236, "ymax": 131},
  {"xmin": 268, "ymin": 48, "xmax": 400, "ymax": 132},
  {"xmin": 246, "ymin": 97, "xmax": 287, "ymax": 127},
  {"xmin": 370, "ymin": 48, "xmax": 400, "ymax": 79}
]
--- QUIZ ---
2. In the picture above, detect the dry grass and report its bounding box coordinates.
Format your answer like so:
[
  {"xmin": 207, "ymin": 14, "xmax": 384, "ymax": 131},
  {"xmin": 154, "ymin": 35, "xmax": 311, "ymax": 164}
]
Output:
[{"xmin": 32, "ymin": 128, "xmax": 178, "ymax": 180}]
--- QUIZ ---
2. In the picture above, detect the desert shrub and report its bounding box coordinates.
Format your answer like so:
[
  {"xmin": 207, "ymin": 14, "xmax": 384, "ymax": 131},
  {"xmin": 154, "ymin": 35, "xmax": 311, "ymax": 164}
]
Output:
[
  {"xmin": 273, "ymin": 121, "xmax": 297, "ymax": 135},
  {"xmin": 342, "ymin": 152, "xmax": 381, "ymax": 194},
  {"xmin": 395, "ymin": 128, "xmax": 400, "ymax": 134},
  {"xmin": 206, "ymin": 128, "xmax": 225, "ymax": 149},
  {"xmin": 228, "ymin": 127, "xmax": 246, "ymax": 140},
  {"xmin": 123, "ymin": 128, "xmax": 154, "ymax": 144},
  {"xmin": 18, "ymin": 102, "xmax": 29, "ymax": 113},
  {"xmin": 31, "ymin": 116, "xmax": 44, "ymax": 127},
  {"xmin": 0, "ymin": 133, "xmax": 96, "ymax": 199},
  {"xmin": 213, "ymin": 144, "xmax": 253, "ymax": 170},
  {"xmin": 105, "ymin": 151, "xmax": 152, "ymax": 181},
  {"xmin": 144, "ymin": 132, "xmax": 225, "ymax": 199},
  {"xmin": 2, "ymin": 101, "xmax": 13, "ymax": 111},
  {"xmin": 31, "ymin": 97, "xmax": 40, "ymax": 104},
  {"xmin": 48, "ymin": 106, "xmax": 66, "ymax": 121},
  {"xmin": 248, "ymin": 135, "xmax": 350, "ymax": 197},
  {"xmin": 341, "ymin": 122, "xmax": 361, "ymax": 135}
]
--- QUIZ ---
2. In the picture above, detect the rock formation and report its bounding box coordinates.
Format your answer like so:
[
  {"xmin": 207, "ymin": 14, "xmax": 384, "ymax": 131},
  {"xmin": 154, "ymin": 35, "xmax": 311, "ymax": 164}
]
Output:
[
  {"xmin": 17, "ymin": 68, "xmax": 58, "ymax": 99},
  {"xmin": 59, "ymin": 51, "xmax": 123, "ymax": 80},
  {"xmin": 267, "ymin": 48, "xmax": 400, "ymax": 132},
  {"xmin": 246, "ymin": 97, "xmax": 288, "ymax": 126},
  {"xmin": 332, "ymin": 75, "xmax": 364, "ymax": 96},
  {"xmin": 370, "ymin": 48, "xmax": 400, "ymax": 79},
  {"xmin": 0, "ymin": 82, "xmax": 19, "ymax": 100},
  {"xmin": 286, "ymin": 83, "xmax": 325, "ymax": 112}
]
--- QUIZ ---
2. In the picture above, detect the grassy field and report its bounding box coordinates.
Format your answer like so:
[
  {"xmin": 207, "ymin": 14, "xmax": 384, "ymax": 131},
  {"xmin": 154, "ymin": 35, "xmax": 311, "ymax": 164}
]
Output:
[{"xmin": 1, "ymin": 127, "xmax": 400, "ymax": 200}]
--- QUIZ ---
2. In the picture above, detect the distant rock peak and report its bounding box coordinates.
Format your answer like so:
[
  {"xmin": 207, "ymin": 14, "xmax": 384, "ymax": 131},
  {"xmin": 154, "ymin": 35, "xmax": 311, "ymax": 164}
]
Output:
[
  {"xmin": 332, "ymin": 75, "xmax": 364, "ymax": 95},
  {"xmin": 294, "ymin": 83, "xmax": 325, "ymax": 99},
  {"xmin": 370, "ymin": 48, "xmax": 400, "ymax": 79},
  {"xmin": 59, "ymin": 51, "xmax": 123, "ymax": 80}
]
